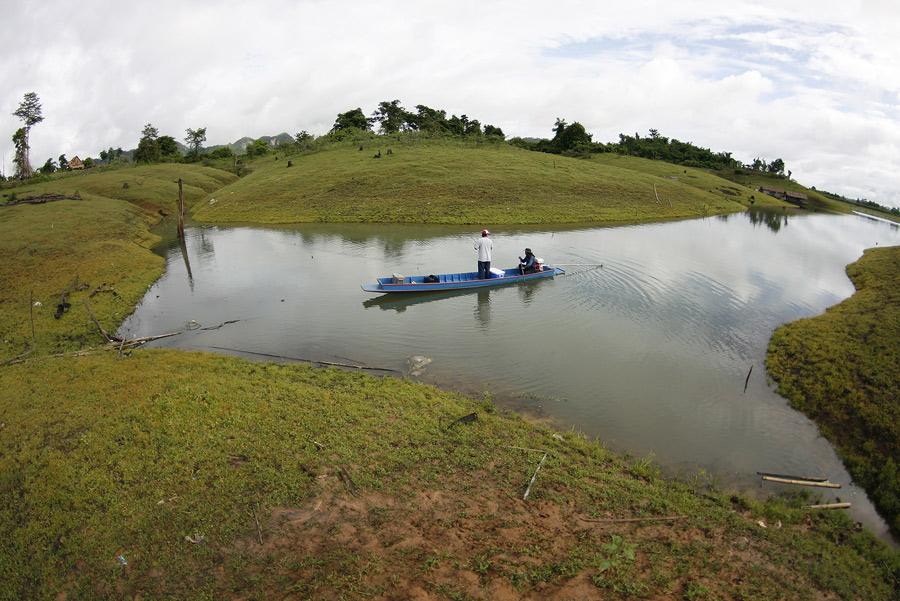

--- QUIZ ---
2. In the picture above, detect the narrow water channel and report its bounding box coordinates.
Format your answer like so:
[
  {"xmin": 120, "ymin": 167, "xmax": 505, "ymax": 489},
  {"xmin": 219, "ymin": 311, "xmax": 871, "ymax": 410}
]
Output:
[{"xmin": 120, "ymin": 209, "xmax": 900, "ymax": 542}]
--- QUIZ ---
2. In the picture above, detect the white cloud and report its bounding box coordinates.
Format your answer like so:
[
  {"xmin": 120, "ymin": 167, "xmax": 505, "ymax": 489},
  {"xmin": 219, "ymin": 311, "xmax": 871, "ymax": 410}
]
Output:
[{"xmin": 2, "ymin": 0, "xmax": 899, "ymax": 207}]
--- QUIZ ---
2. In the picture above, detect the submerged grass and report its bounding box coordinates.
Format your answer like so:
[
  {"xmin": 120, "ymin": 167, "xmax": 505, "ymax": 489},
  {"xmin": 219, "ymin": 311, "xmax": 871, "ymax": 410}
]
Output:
[{"xmin": 768, "ymin": 245, "xmax": 900, "ymax": 534}]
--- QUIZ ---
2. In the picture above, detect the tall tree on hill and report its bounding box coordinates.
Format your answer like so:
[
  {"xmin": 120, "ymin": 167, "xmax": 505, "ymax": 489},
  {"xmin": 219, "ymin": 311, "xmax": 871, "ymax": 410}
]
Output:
[
  {"xmin": 483, "ymin": 124, "xmax": 505, "ymax": 139},
  {"xmin": 768, "ymin": 158, "xmax": 786, "ymax": 175},
  {"xmin": 12, "ymin": 92, "xmax": 43, "ymax": 178},
  {"xmin": 39, "ymin": 157, "xmax": 57, "ymax": 174},
  {"xmin": 371, "ymin": 100, "xmax": 410, "ymax": 134},
  {"xmin": 12, "ymin": 128, "xmax": 28, "ymax": 178},
  {"xmin": 133, "ymin": 123, "xmax": 161, "ymax": 163},
  {"xmin": 185, "ymin": 127, "xmax": 207, "ymax": 156},
  {"xmin": 552, "ymin": 119, "xmax": 592, "ymax": 152},
  {"xmin": 158, "ymin": 135, "xmax": 180, "ymax": 158},
  {"xmin": 330, "ymin": 108, "xmax": 372, "ymax": 133}
]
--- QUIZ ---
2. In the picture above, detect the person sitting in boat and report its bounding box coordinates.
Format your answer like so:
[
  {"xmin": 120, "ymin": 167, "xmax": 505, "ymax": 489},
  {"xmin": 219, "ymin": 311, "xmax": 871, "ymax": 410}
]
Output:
[{"xmin": 519, "ymin": 248, "xmax": 538, "ymax": 274}]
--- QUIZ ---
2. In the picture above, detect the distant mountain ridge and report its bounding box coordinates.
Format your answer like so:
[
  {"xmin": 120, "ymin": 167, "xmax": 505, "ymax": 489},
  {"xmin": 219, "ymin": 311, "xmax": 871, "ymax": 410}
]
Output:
[
  {"xmin": 212, "ymin": 133, "xmax": 294, "ymax": 155},
  {"xmin": 111, "ymin": 133, "xmax": 294, "ymax": 162}
]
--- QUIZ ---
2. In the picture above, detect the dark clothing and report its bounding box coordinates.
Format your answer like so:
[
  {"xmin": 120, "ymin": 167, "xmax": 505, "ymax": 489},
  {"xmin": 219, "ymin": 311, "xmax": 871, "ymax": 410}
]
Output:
[
  {"xmin": 519, "ymin": 253, "xmax": 537, "ymax": 274},
  {"xmin": 478, "ymin": 260, "xmax": 491, "ymax": 279}
]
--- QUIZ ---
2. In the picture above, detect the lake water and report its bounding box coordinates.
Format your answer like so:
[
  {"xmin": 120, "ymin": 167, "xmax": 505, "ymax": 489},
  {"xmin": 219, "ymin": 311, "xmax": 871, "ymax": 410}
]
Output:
[{"xmin": 120, "ymin": 208, "xmax": 900, "ymax": 541}]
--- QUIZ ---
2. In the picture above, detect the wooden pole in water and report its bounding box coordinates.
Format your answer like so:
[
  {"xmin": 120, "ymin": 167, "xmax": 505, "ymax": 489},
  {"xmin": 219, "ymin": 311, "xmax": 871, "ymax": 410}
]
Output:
[
  {"xmin": 761, "ymin": 476, "xmax": 841, "ymax": 488},
  {"xmin": 177, "ymin": 178, "xmax": 185, "ymax": 239},
  {"xmin": 802, "ymin": 503, "xmax": 851, "ymax": 510}
]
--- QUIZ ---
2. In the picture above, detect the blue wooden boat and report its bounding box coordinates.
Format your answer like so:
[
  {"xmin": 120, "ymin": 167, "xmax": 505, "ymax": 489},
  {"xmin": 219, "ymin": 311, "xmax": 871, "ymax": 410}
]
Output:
[{"xmin": 361, "ymin": 266, "xmax": 565, "ymax": 294}]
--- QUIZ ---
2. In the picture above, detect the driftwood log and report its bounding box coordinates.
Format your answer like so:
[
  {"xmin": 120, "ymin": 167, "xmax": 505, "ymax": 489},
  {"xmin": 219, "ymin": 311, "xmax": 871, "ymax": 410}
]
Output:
[
  {"xmin": 1, "ymin": 333, "xmax": 180, "ymax": 366},
  {"xmin": 761, "ymin": 476, "xmax": 841, "ymax": 488},
  {"xmin": 82, "ymin": 298, "xmax": 123, "ymax": 342},
  {"xmin": 2, "ymin": 193, "xmax": 82, "ymax": 207}
]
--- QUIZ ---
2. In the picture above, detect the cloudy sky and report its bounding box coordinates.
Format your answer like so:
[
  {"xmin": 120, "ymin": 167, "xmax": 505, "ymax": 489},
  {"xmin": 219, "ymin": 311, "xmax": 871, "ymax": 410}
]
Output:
[{"xmin": 3, "ymin": 1, "xmax": 899, "ymax": 207}]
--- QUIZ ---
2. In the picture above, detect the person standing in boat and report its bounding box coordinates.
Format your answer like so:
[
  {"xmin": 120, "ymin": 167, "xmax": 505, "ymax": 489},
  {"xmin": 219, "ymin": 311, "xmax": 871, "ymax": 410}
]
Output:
[
  {"xmin": 519, "ymin": 248, "xmax": 537, "ymax": 274},
  {"xmin": 474, "ymin": 229, "xmax": 493, "ymax": 279}
]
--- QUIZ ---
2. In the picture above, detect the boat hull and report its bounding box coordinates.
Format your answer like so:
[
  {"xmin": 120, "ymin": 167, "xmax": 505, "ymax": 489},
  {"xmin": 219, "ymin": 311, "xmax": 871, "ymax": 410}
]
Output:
[{"xmin": 361, "ymin": 266, "xmax": 564, "ymax": 293}]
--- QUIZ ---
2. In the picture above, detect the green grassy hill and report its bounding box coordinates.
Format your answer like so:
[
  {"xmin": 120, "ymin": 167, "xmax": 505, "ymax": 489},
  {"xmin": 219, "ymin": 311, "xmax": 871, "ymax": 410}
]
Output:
[
  {"xmin": 588, "ymin": 153, "xmax": 842, "ymax": 211},
  {"xmin": 0, "ymin": 163, "xmax": 237, "ymax": 357},
  {"xmin": 190, "ymin": 140, "xmax": 753, "ymax": 224}
]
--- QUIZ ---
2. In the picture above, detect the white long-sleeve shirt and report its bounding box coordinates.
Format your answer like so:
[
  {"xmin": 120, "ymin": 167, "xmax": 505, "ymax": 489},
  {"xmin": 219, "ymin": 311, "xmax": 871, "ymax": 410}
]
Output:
[{"xmin": 474, "ymin": 236, "xmax": 493, "ymax": 261}]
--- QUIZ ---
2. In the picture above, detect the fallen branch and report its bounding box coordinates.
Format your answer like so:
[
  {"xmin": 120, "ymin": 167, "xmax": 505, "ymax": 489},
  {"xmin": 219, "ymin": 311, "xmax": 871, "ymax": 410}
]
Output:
[
  {"xmin": 200, "ymin": 319, "xmax": 240, "ymax": 331},
  {"xmin": 584, "ymin": 515, "xmax": 689, "ymax": 523},
  {"xmin": 505, "ymin": 445, "xmax": 549, "ymax": 454},
  {"xmin": 82, "ymin": 298, "xmax": 123, "ymax": 342},
  {"xmin": 523, "ymin": 452, "xmax": 548, "ymax": 501},
  {"xmin": 1, "ymin": 332, "xmax": 180, "ymax": 366},
  {"xmin": 802, "ymin": 503, "xmax": 851, "ymax": 510},
  {"xmin": 252, "ymin": 504, "xmax": 263, "ymax": 544},
  {"xmin": 206, "ymin": 345, "xmax": 397, "ymax": 372},
  {"xmin": 756, "ymin": 471, "xmax": 827, "ymax": 483},
  {"xmin": 338, "ymin": 467, "xmax": 358, "ymax": 497},
  {"xmin": 761, "ymin": 476, "xmax": 841, "ymax": 488},
  {"xmin": 2, "ymin": 193, "xmax": 82, "ymax": 207}
]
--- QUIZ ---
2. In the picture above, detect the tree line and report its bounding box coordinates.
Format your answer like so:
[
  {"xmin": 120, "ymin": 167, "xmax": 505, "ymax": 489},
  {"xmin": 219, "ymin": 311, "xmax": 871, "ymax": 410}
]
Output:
[
  {"xmin": 509, "ymin": 121, "xmax": 760, "ymax": 172},
  {"xmin": 4, "ymin": 92, "xmax": 789, "ymax": 187},
  {"xmin": 327, "ymin": 99, "xmax": 506, "ymax": 140}
]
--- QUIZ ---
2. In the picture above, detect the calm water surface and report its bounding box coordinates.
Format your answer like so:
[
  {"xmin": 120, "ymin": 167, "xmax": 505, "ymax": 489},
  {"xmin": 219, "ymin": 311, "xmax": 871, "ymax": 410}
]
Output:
[{"xmin": 121, "ymin": 209, "xmax": 900, "ymax": 541}]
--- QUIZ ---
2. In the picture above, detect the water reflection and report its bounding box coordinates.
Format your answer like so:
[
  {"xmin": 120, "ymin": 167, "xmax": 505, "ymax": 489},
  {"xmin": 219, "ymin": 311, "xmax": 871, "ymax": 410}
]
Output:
[
  {"xmin": 747, "ymin": 206, "xmax": 792, "ymax": 232},
  {"xmin": 177, "ymin": 237, "xmax": 193, "ymax": 288},
  {"xmin": 125, "ymin": 210, "xmax": 900, "ymax": 542}
]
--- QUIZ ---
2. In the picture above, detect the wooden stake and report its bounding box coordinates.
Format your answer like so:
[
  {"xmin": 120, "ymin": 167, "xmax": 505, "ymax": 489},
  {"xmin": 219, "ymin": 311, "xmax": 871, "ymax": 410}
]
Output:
[
  {"xmin": 30, "ymin": 289, "xmax": 35, "ymax": 347},
  {"xmin": 802, "ymin": 503, "xmax": 851, "ymax": 510}
]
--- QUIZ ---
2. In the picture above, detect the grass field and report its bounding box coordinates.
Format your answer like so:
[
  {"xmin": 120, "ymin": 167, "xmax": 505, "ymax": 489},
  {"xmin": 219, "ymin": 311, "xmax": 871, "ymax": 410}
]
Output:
[
  {"xmin": 767, "ymin": 245, "xmax": 900, "ymax": 534},
  {"xmin": 1, "ymin": 144, "xmax": 898, "ymax": 599},
  {"xmin": 2, "ymin": 350, "xmax": 898, "ymax": 600},
  {"xmin": 191, "ymin": 139, "xmax": 752, "ymax": 224}
]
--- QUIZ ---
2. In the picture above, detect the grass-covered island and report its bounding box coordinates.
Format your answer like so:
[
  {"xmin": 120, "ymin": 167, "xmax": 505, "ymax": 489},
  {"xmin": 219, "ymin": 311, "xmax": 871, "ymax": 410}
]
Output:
[{"xmin": 2, "ymin": 140, "xmax": 899, "ymax": 600}]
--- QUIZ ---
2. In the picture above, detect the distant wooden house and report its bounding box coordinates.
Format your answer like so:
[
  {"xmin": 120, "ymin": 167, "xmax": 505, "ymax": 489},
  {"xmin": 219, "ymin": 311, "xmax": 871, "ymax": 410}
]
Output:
[
  {"xmin": 759, "ymin": 185, "xmax": 808, "ymax": 207},
  {"xmin": 785, "ymin": 191, "xmax": 808, "ymax": 207},
  {"xmin": 68, "ymin": 156, "xmax": 84, "ymax": 170},
  {"xmin": 758, "ymin": 185, "xmax": 785, "ymax": 200}
]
